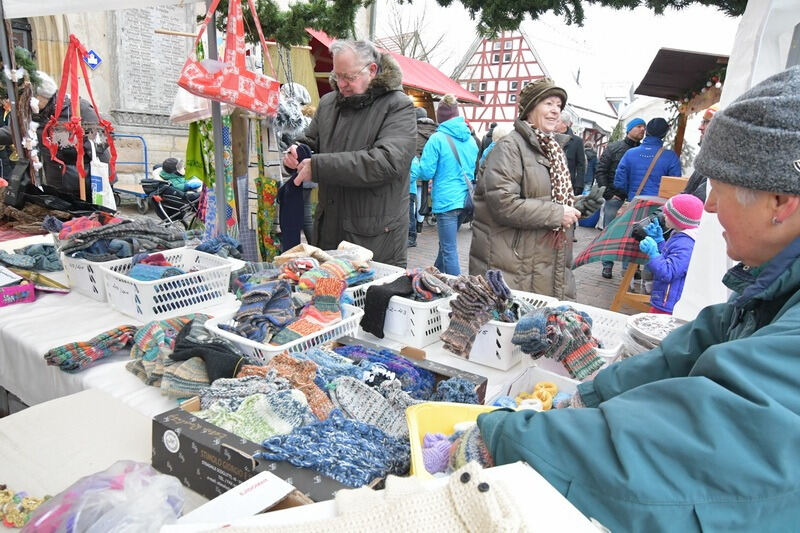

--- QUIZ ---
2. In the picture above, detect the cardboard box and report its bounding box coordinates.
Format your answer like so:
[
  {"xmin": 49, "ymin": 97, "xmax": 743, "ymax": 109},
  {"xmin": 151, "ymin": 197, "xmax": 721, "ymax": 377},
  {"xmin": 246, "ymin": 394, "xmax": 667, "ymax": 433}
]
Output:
[
  {"xmin": 152, "ymin": 397, "xmax": 349, "ymax": 502},
  {"xmin": 334, "ymin": 336, "xmax": 488, "ymax": 403}
]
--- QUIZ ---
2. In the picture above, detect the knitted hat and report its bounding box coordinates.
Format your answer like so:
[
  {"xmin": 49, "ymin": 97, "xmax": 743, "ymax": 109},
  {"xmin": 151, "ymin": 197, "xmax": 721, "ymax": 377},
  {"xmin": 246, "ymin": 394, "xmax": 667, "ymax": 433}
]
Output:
[
  {"xmin": 414, "ymin": 107, "xmax": 428, "ymax": 120},
  {"xmin": 328, "ymin": 376, "xmax": 408, "ymax": 438},
  {"xmin": 36, "ymin": 71, "xmax": 58, "ymax": 98},
  {"xmin": 646, "ymin": 117, "xmax": 669, "ymax": 139},
  {"xmin": 695, "ymin": 66, "xmax": 800, "ymax": 195},
  {"xmin": 663, "ymin": 193, "xmax": 704, "ymax": 230},
  {"xmin": 436, "ymin": 94, "xmax": 459, "ymax": 123},
  {"xmin": 518, "ymin": 77, "xmax": 567, "ymax": 119},
  {"xmin": 625, "ymin": 117, "xmax": 645, "ymax": 133}
]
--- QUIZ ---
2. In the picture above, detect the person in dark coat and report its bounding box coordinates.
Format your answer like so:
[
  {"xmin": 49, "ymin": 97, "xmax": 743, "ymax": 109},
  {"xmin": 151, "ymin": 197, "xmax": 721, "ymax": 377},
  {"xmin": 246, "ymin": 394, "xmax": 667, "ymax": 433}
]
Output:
[
  {"xmin": 409, "ymin": 106, "xmax": 437, "ymax": 245},
  {"xmin": 283, "ymin": 40, "xmax": 416, "ymax": 267},
  {"xmin": 594, "ymin": 117, "xmax": 645, "ymax": 278},
  {"xmin": 558, "ymin": 117, "xmax": 586, "ymax": 194},
  {"xmin": 582, "ymin": 141, "xmax": 597, "ymax": 193}
]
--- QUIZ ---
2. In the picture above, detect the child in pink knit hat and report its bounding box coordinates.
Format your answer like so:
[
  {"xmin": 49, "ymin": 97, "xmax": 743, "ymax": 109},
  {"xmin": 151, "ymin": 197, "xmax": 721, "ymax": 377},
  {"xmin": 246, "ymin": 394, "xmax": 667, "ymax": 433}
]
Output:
[{"xmin": 638, "ymin": 194, "xmax": 705, "ymax": 314}]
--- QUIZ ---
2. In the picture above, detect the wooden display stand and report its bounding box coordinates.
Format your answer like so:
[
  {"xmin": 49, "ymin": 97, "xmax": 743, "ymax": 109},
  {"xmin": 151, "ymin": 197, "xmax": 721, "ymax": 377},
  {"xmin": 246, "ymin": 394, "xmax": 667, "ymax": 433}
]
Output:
[{"xmin": 609, "ymin": 176, "xmax": 689, "ymax": 312}]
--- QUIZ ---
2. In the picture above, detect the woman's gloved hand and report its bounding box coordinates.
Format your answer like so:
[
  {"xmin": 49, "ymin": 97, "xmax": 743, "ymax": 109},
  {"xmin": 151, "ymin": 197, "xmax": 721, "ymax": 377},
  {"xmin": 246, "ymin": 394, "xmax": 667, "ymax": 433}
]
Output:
[
  {"xmin": 639, "ymin": 236, "xmax": 661, "ymax": 258},
  {"xmin": 574, "ymin": 185, "xmax": 606, "ymax": 217},
  {"xmin": 645, "ymin": 220, "xmax": 665, "ymax": 243}
]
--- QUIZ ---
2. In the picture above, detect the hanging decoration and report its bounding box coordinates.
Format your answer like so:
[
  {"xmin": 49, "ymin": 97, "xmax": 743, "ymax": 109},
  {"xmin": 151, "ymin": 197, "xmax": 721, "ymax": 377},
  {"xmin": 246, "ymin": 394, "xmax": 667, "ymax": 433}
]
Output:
[
  {"xmin": 665, "ymin": 65, "xmax": 727, "ymax": 117},
  {"xmin": 255, "ymin": 120, "xmax": 279, "ymax": 261}
]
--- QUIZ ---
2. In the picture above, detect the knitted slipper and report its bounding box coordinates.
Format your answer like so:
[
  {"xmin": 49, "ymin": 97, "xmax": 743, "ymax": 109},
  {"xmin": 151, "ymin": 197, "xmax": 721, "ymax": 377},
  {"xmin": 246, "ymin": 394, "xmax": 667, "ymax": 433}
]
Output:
[
  {"xmin": 329, "ymin": 376, "xmax": 408, "ymax": 438},
  {"xmin": 230, "ymin": 390, "xmax": 313, "ymax": 443},
  {"xmin": 266, "ymin": 353, "xmax": 333, "ymax": 419}
]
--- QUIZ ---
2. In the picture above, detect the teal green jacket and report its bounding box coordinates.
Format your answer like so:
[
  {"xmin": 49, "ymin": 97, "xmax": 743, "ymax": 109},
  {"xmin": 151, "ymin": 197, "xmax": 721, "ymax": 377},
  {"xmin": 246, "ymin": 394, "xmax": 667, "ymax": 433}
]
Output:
[{"xmin": 478, "ymin": 237, "xmax": 800, "ymax": 531}]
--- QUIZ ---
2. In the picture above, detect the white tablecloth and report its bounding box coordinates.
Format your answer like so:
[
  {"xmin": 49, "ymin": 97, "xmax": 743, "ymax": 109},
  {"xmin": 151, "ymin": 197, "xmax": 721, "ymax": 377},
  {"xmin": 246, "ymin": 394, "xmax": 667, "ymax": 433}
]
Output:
[
  {"xmin": 0, "ymin": 235, "xmax": 239, "ymax": 418},
  {"xmin": 0, "ymin": 388, "xmax": 206, "ymax": 511}
]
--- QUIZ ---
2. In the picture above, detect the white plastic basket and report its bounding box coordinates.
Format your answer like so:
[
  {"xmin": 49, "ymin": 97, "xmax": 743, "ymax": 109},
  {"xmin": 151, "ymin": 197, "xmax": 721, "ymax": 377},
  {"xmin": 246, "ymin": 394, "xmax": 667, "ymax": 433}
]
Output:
[
  {"xmin": 533, "ymin": 301, "xmax": 628, "ymax": 380},
  {"xmin": 100, "ymin": 248, "xmax": 232, "ymax": 321},
  {"xmin": 381, "ymin": 295, "xmax": 448, "ymax": 349},
  {"xmin": 61, "ymin": 253, "xmax": 129, "ymax": 301},
  {"xmin": 343, "ymin": 261, "xmax": 405, "ymax": 308},
  {"xmin": 205, "ymin": 304, "xmax": 364, "ymax": 365},
  {"xmin": 438, "ymin": 290, "xmax": 559, "ymax": 371}
]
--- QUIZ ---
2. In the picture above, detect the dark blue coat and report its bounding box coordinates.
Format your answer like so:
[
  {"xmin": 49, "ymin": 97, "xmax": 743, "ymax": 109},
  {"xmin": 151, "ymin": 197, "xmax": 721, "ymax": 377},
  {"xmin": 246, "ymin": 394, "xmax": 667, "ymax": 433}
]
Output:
[
  {"xmin": 613, "ymin": 136, "xmax": 681, "ymax": 200},
  {"xmin": 647, "ymin": 230, "xmax": 696, "ymax": 313}
]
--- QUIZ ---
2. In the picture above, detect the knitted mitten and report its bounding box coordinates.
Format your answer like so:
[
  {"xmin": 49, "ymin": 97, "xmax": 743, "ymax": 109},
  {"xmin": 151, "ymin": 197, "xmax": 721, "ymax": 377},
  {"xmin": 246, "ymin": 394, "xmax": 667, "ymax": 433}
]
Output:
[
  {"xmin": 448, "ymin": 424, "xmax": 495, "ymax": 472},
  {"xmin": 266, "ymin": 353, "xmax": 333, "ymax": 419},
  {"xmin": 511, "ymin": 308, "xmax": 551, "ymax": 357},
  {"xmin": 486, "ymin": 269, "xmax": 512, "ymax": 300},
  {"xmin": 169, "ymin": 319, "xmax": 246, "ymax": 382},
  {"xmin": 201, "ymin": 372, "xmax": 291, "ymax": 410},
  {"xmin": 45, "ymin": 325, "xmax": 138, "ymax": 372},
  {"xmin": 160, "ymin": 356, "xmax": 210, "ymax": 398},
  {"xmin": 420, "ymin": 268, "xmax": 452, "ymax": 298},
  {"xmin": 0, "ymin": 250, "xmax": 35, "ymax": 269},
  {"xmin": 422, "ymin": 433, "xmax": 452, "ymax": 474},
  {"xmin": 301, "ymin": 277, "xmax": 346, "ymax": 326},
  {"xmin": 440, "ymin": 298, "xmax": 487, "ymax": 358},
  {"xmin": 231, "ymin": 390, "xmax": 314, "ymax": 443},
  {"xmin": 293, "ymin": 347, "xmax": 364, "ymax": 388},
  {"xmin": 559, "ymin": 311, "xmax": 604, "ymax": 380},
  {"xmin": 360, "ymin": 276, "xmax": 414, "ymax": 339},
  {"xmin": 329, "ymin": 377, "xmax": 408, "ymax": 438}
]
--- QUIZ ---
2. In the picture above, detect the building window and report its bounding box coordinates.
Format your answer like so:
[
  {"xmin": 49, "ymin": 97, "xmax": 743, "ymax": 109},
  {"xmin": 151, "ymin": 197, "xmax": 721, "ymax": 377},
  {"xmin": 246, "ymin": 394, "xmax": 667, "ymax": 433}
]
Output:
[
  {"xmin": 479, "ymin": 81, "xmax": 486, "ymax": 91},
  {"xmin": 469, "ymin": 83, "xmax": 476, "ymax": 91},
  {"xmin": 503, "ymin": 52, "xmax": 511, "ymax": 62},
  {"xmin": 504, "ymin": 40, "xmax": 513, "ymax": 49},
  {"xmin": 510, "ymin": 81, "xmax": 518, "ymax": 90},
  {"xmin": 10, "ymin": 18, "xmax": 32, "ymax": 51},
  {"xmin": 508, "ymin": 94, "xmax": 517, "ymax": 103},
  {"xmin": 492, "ymin": 41, "xmax": 501, "ymax": 50},
  {"xmin": 492, "ymin": 53, "xmax": 500, "ymax": 63},
  {"xmin": 479, "ymin": 94, "xmax": 485, "ymax": 103}
]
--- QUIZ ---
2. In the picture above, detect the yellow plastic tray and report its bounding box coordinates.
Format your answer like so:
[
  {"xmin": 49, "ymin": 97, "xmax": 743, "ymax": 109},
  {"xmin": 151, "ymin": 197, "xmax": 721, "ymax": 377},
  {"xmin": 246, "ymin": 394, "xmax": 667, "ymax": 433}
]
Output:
[{"xmin": 405, "ymin": 402, "xmax": 498, "ymax": 478}]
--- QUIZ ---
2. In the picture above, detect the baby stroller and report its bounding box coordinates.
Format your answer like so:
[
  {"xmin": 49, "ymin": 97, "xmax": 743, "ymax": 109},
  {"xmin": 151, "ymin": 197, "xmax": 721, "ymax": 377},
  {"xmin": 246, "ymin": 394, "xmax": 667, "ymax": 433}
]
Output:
[{"xmin": 141, "ymin": 158, "xmax": 202, "ymax": 229}]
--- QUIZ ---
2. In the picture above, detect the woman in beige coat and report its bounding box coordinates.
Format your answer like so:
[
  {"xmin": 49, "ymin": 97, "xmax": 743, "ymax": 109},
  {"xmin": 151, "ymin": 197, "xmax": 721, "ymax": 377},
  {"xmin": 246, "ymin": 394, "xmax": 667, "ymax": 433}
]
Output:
[{"xmin": 469, "ymin": 78, "xmax": 601, "ymax": 299}]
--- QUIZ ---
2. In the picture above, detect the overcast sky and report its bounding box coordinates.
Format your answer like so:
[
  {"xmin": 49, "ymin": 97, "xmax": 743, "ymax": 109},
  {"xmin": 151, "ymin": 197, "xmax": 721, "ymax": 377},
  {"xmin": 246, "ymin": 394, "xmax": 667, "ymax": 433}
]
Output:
[{"xmin": 375, "ymin": 1, "xmax": 741, "ymax": 88}]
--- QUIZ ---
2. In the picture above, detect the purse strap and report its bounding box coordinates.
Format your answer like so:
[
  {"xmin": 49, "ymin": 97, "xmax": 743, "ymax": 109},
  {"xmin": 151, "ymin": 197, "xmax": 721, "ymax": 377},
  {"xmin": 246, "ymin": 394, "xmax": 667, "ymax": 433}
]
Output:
[
  {"xmin": 193, "ymin": 0, "xmax": 277, "ymax": 78},
  {"xmin": 444, "ymin": 134, "xmax": 473, "ymax": 193},
  {"xmin": 634, "ymin": 146, "xmax": 665, "ymax": 197}
]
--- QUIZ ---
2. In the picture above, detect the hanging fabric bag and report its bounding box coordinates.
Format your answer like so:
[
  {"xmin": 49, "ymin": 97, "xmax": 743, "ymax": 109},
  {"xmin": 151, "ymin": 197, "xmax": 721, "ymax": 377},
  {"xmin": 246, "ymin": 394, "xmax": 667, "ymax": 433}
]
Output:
[
  {"xmin": 41, "ymin": 34, "xmax": 118, "ymax": 201},
  {"xmin": 178, "ymin": 0, "xmax": 280, "ymax": 117}
]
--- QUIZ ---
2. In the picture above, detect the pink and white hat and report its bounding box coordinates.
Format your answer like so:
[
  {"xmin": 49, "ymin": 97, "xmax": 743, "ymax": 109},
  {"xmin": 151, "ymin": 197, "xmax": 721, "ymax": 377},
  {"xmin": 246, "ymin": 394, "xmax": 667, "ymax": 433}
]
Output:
[{"xmin": 664, "ymin": 194, "xmax": 704, "ymax": 230}]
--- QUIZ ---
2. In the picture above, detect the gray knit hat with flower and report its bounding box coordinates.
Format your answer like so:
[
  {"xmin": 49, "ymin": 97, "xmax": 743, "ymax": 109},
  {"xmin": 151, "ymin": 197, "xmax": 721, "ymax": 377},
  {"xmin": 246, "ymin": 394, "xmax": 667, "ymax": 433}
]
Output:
[{"xmin": 694, "ymin": 65, "xmax": 800, "ymax": 194}]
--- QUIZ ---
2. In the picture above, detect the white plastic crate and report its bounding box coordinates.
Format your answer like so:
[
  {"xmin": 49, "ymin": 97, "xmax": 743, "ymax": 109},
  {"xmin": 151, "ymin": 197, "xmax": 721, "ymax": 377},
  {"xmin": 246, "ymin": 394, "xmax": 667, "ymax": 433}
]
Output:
[
  {"xmin": 61, "ymin": 253, "xmax": 130, "ymax": 301},
  {"xmin": 381, "ymin": 296, "xmax": 448, "ymax": 349},
  {"xmin": 533, "ymin": 301, "xmax": 628, "ymax": 380},
  {"xmin": 205, "ymin": 304, "xmax": 364, "ymax": 365},
  {"xmin": 438, "ymin": 290, "xmax": 559, "ymax": 371},
  {"xmin": 100, "ymin": 248, "xmax": 232, "ymax": 321},
  {"xmin": 343, "ymin": 261, "xmax": 405, "ymax": 308},
  {"xmin": 499, "ymin": 366, "xmax": 579, "ymax": 404}
]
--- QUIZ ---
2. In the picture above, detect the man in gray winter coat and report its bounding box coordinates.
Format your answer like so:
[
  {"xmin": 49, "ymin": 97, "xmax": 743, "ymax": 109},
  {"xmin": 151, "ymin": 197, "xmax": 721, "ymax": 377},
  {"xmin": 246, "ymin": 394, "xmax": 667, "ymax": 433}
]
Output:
[{"xmin": 284, "ymin": 40, "xmax": 416, "ymax": 267}]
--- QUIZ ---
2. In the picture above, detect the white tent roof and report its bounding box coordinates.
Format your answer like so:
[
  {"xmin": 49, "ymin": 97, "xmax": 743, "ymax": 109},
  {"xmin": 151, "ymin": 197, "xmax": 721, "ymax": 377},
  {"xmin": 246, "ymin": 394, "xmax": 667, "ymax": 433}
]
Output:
[{"xmin": 2, "ymin": 0, "xmax": 202, "ymax": 18}]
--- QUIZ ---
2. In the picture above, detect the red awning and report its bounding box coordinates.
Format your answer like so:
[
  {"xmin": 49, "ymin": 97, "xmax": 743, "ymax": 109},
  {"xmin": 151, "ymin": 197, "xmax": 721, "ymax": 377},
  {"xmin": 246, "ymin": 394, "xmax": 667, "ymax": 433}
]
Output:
[{"xmin": 306, "ymin": 29, "xmax": 481, "ymax": 104}]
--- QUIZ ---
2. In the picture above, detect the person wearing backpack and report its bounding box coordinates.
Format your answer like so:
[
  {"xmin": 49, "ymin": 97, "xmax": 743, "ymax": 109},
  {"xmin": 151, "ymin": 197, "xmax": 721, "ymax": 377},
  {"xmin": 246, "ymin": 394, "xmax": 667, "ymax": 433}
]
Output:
[{"xmin": 418, "ymin": 94, "xmax": 478, "ymax": 275}]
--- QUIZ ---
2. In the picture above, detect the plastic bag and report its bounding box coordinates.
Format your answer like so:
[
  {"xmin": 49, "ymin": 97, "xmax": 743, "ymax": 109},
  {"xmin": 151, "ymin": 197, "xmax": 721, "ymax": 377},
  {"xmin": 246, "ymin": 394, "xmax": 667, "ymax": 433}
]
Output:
[{"xmin": 22, "ymin": 460, "xmax": 184, "ymax": 533}]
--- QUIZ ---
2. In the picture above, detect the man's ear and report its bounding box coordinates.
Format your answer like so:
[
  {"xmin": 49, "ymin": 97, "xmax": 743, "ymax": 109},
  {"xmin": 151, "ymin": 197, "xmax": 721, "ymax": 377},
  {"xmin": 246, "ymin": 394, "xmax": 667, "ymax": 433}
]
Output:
[{"xmin": 774, "ymin": 193, "xmax": 800, "ymax": 223}]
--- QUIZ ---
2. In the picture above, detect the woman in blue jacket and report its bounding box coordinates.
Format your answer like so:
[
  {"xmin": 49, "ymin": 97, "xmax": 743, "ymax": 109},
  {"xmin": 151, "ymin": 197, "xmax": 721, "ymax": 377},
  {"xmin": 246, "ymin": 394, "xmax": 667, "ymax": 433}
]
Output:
[
  {"xmin": 638, "ymin": 194, "xmax": 704, "ymax": 314},
  {"xmin": 418, "ymin": 95, "xmax": 478, "ymax": 274},
  {"xmin": 469, "ymin": 67, "xmax": 800, "ymax": 531}
]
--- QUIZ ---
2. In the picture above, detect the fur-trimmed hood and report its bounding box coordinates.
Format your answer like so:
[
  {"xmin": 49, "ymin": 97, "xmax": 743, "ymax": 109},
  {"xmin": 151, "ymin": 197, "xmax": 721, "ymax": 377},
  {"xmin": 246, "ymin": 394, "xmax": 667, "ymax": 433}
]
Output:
[{"xmin": 331, "ymin": 52, "xmax": 404, "ymax": 109}]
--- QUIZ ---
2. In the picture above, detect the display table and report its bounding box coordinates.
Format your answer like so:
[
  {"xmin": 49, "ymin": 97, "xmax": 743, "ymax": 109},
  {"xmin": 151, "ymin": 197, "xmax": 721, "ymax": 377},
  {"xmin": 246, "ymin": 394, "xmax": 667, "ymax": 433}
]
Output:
[
  {"xmin": 0, "ymin": 388, "xmax": 207, "ymax": 512},
  {"xmin": 0, "ymin": 235, "xmax": 240, "ymax": 418}
]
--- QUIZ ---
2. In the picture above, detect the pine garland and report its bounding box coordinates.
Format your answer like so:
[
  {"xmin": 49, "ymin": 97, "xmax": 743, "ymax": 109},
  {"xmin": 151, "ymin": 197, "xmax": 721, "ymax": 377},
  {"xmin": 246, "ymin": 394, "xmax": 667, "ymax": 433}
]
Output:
[{"xmin": 0, "ymin": 47, "xmax": 40, "ymax": 98}]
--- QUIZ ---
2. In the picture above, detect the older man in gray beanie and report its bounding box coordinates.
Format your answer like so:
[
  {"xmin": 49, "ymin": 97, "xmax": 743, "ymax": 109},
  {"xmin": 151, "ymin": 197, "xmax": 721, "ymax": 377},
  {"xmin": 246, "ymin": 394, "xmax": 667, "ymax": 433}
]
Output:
[{"xmin": 468, "ymin": 66, "xmax": 800, "ymax": 532}]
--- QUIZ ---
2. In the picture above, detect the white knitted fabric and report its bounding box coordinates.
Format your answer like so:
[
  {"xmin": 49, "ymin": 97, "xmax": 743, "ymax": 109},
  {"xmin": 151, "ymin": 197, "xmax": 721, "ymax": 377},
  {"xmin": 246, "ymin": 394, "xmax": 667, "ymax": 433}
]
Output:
[{"xmin": 213, "ymin": 462, "xmax": 529, "ymax": 533}]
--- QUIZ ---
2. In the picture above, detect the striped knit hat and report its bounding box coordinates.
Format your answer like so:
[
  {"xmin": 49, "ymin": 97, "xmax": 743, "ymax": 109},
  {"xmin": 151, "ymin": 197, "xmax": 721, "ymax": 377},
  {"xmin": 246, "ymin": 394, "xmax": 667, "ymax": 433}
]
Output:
[{"xmin": 664, "ymin": 194, "xmax": 704, "ymax": 230}]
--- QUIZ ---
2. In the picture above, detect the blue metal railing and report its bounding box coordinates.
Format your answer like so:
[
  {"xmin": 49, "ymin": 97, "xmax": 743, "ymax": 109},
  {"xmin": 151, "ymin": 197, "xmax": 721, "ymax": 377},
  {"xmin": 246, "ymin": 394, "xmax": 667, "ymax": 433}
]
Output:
[{"xmin": 113, "ymin": 134, "xmax": 149, "ymax": 180}]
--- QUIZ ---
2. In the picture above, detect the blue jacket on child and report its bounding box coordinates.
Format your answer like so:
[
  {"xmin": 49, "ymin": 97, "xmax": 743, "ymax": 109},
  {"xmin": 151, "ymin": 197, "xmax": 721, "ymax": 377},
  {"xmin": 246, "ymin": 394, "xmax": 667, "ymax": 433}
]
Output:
[
  {"xmin": 418, "ymin": 117, "xmax": 478, "ymax": 214},
  {"xmin": 647, "ymin": 229, "xmax": 697, "ymax": 313},
  {"xmin": 613, "ymin": 136, "xmax": 681, "ymax": 200}
]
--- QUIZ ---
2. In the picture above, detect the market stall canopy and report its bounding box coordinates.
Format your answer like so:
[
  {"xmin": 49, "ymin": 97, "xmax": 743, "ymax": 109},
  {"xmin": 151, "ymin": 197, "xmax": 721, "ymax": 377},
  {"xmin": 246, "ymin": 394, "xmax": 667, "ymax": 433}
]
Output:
[
  {"xmin": 307, "ymin": 29, "xmax": 481, "ymax": 104},
  {"xmin": 635, "ymin": 48, "xmax": 729, "ymax": 100},
  {"xmin": 2, "ymin": 0, "xmax": 203, "ymax": 18}
]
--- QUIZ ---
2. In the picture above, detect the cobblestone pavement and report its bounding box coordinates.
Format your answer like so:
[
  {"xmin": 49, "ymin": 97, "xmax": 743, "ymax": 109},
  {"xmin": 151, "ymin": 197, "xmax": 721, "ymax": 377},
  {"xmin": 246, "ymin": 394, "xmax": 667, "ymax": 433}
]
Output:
[{"xmin": 120, "ymin": 200, "xmax": 640, "ymax": 314}]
